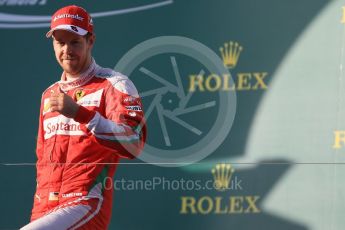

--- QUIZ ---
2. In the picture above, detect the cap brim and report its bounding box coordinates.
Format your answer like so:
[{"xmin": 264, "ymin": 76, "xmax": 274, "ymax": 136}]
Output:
[{"xmin": 46, "ymin": 24, "xmax": 88, "ymax": 38}]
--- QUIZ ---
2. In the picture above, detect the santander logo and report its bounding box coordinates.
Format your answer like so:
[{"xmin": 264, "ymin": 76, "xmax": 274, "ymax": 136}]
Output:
[
  {"xmin": 44, "ymin": 115, "xmax": 84, "ymax": 139},
  {"xmin": 0, "ymin": 0, "xmax": 173, "ymax": 28},
  {"xmin": 46, "ymin": 121, "xmax": 82, "ymax": 134},
  {"xmin": 53, "ymin": 14, "xmax": 84, "ymax": 22}
]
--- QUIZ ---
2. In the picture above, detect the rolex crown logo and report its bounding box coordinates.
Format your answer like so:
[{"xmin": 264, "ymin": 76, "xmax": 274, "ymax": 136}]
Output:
[
  {"xmin": 219, "ymin": 41, "xmax": 243, "ymax": 69},
  {"xmin": 211, "ymin": 163, "xmax": 235, "ymax": 191}
]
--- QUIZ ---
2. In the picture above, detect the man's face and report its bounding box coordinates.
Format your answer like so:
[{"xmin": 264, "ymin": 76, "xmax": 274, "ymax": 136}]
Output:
[{"xmin": 52, "ymin": 30, "xmax": 95, "ymax": 75}]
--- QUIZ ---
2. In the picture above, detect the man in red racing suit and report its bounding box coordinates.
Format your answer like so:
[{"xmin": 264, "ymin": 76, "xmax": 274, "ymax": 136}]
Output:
[{"xmin": 21, "ymin": 5, "xmax": 146, "ymax": 230}]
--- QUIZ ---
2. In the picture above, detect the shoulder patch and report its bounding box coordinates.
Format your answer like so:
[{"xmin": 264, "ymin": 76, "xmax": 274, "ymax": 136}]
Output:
[
  {"xmin": 103, "ymin": 71, "xmax": 139, "ymax": 97},
  {"xmin": 95, "ymin": 66, "xmax": 140, "ymax": 97},
  {"xmin": 114, "ymin": 79, "xmax": 139, "ymax": 97}
]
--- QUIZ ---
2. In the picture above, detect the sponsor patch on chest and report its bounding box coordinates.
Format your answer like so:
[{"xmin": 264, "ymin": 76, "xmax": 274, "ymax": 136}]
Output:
[
  {"xmin": 49, "ymin": 192, "xmax": 59, "ymax": 201},
  {"xmin": 43, "ymin": 115, "xmax": 85, "ymax": 139},
  {"xmin": 42, "ymin": 98, "xmax": 51, "ymax": 115},
  {"xmin": 77, "ymin": 89, "xmax": 103, "ymax": 107}
]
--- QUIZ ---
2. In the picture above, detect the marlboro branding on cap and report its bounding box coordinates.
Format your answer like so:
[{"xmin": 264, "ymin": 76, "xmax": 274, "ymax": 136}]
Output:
[{"xmin": 46, "ymin": 5, "xmax": 93, "ymax": 38}]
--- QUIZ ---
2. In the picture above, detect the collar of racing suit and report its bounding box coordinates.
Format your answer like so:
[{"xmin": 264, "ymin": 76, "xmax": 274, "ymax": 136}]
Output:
[{"xmin": 58, "ymin": 58, "xmax": 98, "ymax": 92}]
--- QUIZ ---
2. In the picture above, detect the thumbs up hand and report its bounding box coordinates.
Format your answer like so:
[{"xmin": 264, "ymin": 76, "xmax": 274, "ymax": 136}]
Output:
[{"xmin": 49, "ymin": 88, "xmax": 79, "ymax": 118}]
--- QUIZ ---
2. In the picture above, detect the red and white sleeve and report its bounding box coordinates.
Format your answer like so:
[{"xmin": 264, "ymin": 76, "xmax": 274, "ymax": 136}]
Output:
[{"xmin": 74, "ymin": 79, "xmax": 146, "ymax": 159}]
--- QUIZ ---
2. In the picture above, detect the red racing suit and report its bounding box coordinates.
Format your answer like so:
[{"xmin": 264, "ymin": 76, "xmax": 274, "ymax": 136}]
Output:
[{"xmin": 29, "ymin": 59, "xmax": 146, "ymax": 229}]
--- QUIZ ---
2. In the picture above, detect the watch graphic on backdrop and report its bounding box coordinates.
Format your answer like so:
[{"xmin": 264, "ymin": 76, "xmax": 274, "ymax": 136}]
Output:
[{"xmin": 115, "ymin": 36, "xmax": 237, "ymax": 166}]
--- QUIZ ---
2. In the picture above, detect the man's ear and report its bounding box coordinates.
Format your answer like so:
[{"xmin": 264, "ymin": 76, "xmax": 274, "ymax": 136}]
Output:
[{"xmin": 88, "ymin": 34, "xmax": 96, "ymax": 47}]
